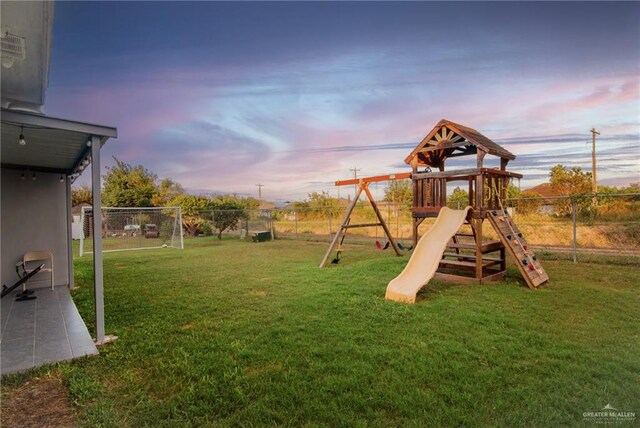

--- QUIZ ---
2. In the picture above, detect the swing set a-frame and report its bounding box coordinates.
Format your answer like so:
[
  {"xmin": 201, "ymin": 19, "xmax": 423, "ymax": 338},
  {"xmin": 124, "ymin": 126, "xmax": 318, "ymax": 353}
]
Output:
[{"xmin": 319, "ymin": 172, "xmax": 410, "ymax": 268}]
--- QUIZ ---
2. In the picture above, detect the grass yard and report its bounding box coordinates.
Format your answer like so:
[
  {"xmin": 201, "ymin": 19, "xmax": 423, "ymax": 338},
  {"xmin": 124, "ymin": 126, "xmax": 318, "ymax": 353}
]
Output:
[{"xmin": 3, "ymin": 239, "xmax": 640, "ymax": 426}]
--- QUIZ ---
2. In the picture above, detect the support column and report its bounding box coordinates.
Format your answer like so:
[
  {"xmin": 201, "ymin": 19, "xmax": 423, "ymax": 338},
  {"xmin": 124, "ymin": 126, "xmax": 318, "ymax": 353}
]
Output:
[
  {"xmin": 91, "ymin": 135, "xmax": 105, "ymax": 343},
  {"xmin": 474, "ymin": 219, "xmax": 484, "ymax": 281},
  {"xmin": 66, "ymin": 175, "xmax": 74, "ymax": 289}
]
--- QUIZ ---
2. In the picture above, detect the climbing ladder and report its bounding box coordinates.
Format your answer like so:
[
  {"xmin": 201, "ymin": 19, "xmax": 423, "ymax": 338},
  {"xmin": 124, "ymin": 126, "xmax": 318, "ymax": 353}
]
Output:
[{"xmin": 487, "ymin": 210, "xmax": 549, "ymax": 289}]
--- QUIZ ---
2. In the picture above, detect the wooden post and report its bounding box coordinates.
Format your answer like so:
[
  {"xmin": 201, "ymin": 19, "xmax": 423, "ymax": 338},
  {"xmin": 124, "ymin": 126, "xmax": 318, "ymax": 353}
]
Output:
[
  {"xmin": 572, "ymin": 198, "xmax": 577, "ymax": 263},
  {"xmin": 320, "ymin": 186, "xmax": 363, "ymax": 267},
  {"xmin": 474, "ymin": 218, "xmax": 484, "ymax": 281},
  {"xmin": 475, "ymin": 175, "xmax": 483, "ymax": 210},
  {"xmin": 412, "ymin": 217, "xmax": 425, "ymax": 248}
]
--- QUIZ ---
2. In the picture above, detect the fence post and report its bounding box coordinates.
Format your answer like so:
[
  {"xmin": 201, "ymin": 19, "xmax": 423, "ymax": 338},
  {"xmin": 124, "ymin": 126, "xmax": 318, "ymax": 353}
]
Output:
[
  {"xmin": 572, "ymin": 198, "xmax": 577, "ymax": 263},
  {"xmin": 328, "ymin": 212, "xmax": 332, "ymax": 242},
  {"xmin": 212, "ymin": 210, "xmax": 216, "ymax": 240},
  {"xmin": 295, "ymin": 209, "xmax": 298, "ymax": 239},
  {"xmin": 269, "ymin": 210, "xmax": 274, "ymax": 240}
]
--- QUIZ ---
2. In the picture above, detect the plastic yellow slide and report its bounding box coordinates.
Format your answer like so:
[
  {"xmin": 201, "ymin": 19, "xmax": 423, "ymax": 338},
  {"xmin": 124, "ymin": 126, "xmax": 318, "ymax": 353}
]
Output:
[{"xmin": 385, "ymin": 206, "xmax": 471, "ymax": 303}]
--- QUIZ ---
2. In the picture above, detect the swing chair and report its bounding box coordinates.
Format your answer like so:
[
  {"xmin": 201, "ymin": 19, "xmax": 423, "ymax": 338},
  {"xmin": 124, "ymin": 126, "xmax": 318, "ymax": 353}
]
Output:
[{"xmin": 375, "ymin": 240, "xmax": 390, "ymax": 250}]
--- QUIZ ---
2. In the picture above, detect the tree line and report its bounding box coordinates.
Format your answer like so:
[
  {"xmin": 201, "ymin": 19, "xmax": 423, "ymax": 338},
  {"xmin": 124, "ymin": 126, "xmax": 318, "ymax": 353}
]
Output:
[
  {"xmin": 72, "ymin": 158, "xmax": 260, "ymax": 238},
  {"xmin": 74, "ymin": 160, "xmax": 639, "ymax": 234}
]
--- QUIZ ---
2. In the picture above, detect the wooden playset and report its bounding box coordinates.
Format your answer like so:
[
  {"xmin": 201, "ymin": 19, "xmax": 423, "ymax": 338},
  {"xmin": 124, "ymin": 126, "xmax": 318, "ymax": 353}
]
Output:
[{"xmin": 321, "ymin": 119, "xmax": 549, "ymax": 291}]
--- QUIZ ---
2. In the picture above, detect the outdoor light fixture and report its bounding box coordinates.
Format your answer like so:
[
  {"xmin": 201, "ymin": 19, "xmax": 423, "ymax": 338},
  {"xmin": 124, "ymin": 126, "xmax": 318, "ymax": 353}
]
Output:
[
  {"xmin": 18, "ymin": 126, "xmax": 26, "ymax": 146},
  {"xmin": 83, "ymin": 157, "xmax": 90, "ymax": 166},
  {"xmin": 60, "ymin": 175, "xmax": 65, "ymax": 183}
]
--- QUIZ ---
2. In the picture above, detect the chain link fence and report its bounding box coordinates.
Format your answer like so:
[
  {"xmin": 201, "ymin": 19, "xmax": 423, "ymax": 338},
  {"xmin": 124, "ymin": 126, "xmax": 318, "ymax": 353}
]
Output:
[
  {"xmin": 505, "ymin": 193, "xmax": 640, "ymax": 262},
  {"xmin": 195, "ymin": 194, "xmax": 639, "ymax": 262}
]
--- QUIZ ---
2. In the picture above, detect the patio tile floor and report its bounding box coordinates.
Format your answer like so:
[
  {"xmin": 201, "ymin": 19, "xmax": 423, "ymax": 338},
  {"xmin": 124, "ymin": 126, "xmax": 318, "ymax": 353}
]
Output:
[{"xmin": 1, "ymin": 286, "xmax": 98, "ymax": 375}]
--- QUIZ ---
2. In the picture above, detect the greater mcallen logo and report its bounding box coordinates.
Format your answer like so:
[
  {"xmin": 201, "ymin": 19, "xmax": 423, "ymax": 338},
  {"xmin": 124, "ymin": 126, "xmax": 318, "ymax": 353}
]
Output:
[{"xmin": 583, "ymin": 404, "xmax": 635, "ymax": 424}]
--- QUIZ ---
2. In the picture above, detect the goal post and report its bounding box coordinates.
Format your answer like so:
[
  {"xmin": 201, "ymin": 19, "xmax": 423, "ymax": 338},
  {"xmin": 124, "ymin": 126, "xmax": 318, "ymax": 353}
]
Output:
[{"xmin": 79, "ymin": 206, "xmax": 184, "ymax": 256}]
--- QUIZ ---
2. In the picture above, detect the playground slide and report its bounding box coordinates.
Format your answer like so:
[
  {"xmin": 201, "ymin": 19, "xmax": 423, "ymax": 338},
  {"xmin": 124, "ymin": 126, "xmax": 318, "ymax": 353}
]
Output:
[{"xmin": 385, "ymin": 206, "xmax": 471, "ymax": 303}]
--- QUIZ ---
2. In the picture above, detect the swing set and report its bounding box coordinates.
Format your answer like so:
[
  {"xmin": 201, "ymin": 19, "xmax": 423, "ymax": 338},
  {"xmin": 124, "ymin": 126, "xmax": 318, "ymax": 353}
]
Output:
[{"xmin": 320, "ymin": 173, "xmax": 412, "ymax": 267}]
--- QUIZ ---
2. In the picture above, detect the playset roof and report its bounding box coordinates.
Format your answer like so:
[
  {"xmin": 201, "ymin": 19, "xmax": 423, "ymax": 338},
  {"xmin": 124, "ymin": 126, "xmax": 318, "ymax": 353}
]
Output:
[{"xmin": 405, "ymin": 119, "xmax": 515, "ymax": 168}]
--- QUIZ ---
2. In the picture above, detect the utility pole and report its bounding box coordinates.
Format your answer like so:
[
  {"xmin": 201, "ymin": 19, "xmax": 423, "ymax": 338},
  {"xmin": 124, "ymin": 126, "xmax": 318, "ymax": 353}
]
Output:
[
  {"xmin": 590, "ymin": 127, "xmax": 600, "ymax": 207},
  {"xmin": 256, "ymin": 184, "xmax": 264, "ymax": 203},
  {"xmin": 349, "ymin": 167, "xmax": 360, "ymax": 200}
]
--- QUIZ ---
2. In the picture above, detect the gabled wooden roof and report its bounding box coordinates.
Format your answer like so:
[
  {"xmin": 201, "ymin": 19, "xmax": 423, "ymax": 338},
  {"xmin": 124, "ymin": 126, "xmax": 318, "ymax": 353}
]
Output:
[{"xmin": 405, "ymin": 119, "xmax": 515, "ymax": 168}]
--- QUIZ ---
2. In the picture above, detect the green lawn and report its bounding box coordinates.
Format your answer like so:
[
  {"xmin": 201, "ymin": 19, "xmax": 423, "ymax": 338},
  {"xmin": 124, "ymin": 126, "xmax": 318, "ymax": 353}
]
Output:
[{"xmin": 6, "ymin": 239, "xmax": 640, "ymax": 426}]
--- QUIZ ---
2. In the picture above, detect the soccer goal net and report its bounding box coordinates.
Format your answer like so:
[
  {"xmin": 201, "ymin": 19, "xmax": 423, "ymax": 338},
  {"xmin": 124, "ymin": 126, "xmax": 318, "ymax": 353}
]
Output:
[{"xmin": 79, "ymin": 206, "xmax": 183, "ymax": 256}]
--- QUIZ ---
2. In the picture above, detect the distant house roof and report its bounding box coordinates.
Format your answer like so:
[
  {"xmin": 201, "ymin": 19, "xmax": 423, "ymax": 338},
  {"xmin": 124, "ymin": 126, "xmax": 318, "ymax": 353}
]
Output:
[
  {"xmin": 259, "ymin": 201, "xmax": 276, "ymax": 210},
  {"xmin": 522, "ymin": 182, "xmax": 565, "ymax": 206},
  {"xmin": 405, "ymin": 119, "xmax": 515, "ymax": 168},
  {"xmin": 524, "ymin": 183, "xmax": 561, "ymax": 198}
]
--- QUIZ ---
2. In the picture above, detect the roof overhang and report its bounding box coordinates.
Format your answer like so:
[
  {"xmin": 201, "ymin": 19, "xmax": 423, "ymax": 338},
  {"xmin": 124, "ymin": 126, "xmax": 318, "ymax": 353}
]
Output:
[
  {"xmin": 1, "ymin": 1, "xmax": 54, "ymax": 113},
  {"xmin": 1, "ymin": 108, "xmax": 117, "ymax": 179}
]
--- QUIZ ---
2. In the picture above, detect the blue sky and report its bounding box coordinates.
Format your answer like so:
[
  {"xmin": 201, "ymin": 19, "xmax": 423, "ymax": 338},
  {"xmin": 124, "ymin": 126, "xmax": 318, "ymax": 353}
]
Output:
[{"xmin": 46, "ymin": 1, "xmax": 639, "ymax": 202}]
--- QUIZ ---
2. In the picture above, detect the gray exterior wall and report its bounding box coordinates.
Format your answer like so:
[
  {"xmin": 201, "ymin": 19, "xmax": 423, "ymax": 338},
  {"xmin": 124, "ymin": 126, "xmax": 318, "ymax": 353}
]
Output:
[{"xmin": 1, "ymin": 168, "xmax": 70, "ymax": 288}]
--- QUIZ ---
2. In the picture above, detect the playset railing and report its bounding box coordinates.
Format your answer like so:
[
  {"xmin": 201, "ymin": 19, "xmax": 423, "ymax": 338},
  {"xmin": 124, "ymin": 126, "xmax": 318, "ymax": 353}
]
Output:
[{"xmin": 411, "ymin": 168, "xmax": 523, "ymax": 218}]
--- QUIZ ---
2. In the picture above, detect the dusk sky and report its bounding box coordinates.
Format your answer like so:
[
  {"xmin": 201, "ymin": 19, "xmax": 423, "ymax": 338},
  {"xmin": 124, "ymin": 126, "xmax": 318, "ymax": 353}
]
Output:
[{"xmin": 46, "ymin": 1, "xmax": 639, "ymax": 202}]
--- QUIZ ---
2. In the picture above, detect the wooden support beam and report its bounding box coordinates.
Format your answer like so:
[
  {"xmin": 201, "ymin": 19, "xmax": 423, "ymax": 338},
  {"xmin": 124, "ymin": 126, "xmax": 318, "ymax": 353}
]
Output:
[
  {"xmin": 475, "ymin": 175, "xmax": 483, "ymax": 209},
  {"xmin": 472, "ymin": 219, "xmax": 484, "ymax": 280},
  {"xmin": 500, "ymin": 158, "xmax": 509, "ymax": 171},
  {"xmin": 412, "ymin": 217, "xmax": 425, "ymax": 247},
  {"xmin": 447, "ymin": 147, "xmax": 477, "ymax": 158},
  {"xmin": 320, "ymin": 186, "xmax": 363, "ymax": 268},
  {"xmin": 342, "ymin": 223, "xmax": 382, "ymax": 229},
  {"xmin": 412, "ymin": 168, "xmax": 522, "ymax": 180},
  {"xmin": 476, "ymin": 150, "xmax": 487, "ymax": 169},
  {"xmin": 419, "ymin": 141, "xmax": 469, "ymax": 153},
  {"xmin": 335, "ymin": 172, "xmax": 411, "ymax": 186}
]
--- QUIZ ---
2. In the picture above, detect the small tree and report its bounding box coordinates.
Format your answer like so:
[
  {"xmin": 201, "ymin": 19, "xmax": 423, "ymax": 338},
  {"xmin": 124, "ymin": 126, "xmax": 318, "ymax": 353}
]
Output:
[
  {"xmin": 211, "ymin": 195, "xmax": 249, "ymax": 240},
  {"xmin": 102, "ymin": 157, "xmax": 158, "ymax": 207},
  {"xmin": 152, "ymin": 178, "xmax": 184, "ymax": 207},
  {"xmin": 514, "ymin": 191, "xmax": 543, "ymax": 215},
  {"xmin": 168, "ymin": 194, "xmax": 212, "ymax": 236},
  {"xmin": 447, "ymin": 187, "xmax": 469, "ymax": 209},
  {"xmin": 71, "ymin": 185, "xmax": 92, "ymax": 206},
  {"xmin": 308, "ymin": 191, "xmax": 340, "ymax": 218},
  {"xmin": 549, "ymin": 164, "xmax": 592, "ymax": 216},
  {"xmin": 384, "ymin": 180, "xmax": 412, "ymax": 204}
]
